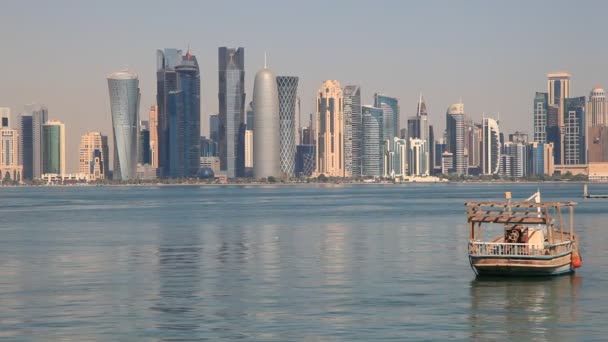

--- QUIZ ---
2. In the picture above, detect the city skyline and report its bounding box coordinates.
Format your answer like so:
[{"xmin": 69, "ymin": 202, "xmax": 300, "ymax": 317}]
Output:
[{"xmin": 2, "ymin": 1, "xmax": 608, "ymax": 172}]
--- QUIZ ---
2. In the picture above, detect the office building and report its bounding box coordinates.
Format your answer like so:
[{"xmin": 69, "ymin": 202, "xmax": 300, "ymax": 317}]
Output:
[
  {"xmin": 148, "ymin": 105, "xmax": 158, "ymax": 168},
  {"xmin": 534, "ymin": 92, "xmax": 548, "ymax": 143},
  {"xmin": 19, "ymin": 105, "xmax": 47, "ymax": 180},
  {"xmin": 529, "ymin": 142, "xmax": 555, "ymax": 177},
  {"xmin": 588, "ymin": 86, "xmax": 607, "ymax": 127},
  {"xmin": 509, "ymin": 131, "xmax": 529, "ymax": 144},
  {"xmin": 0, "ymin": 112, "xmax": 22, "ymax": 182},
  {"xmin": 200, "ymin": 156, "xmax": 221, "ymax": 174},
  {"xmin": 42, "ymin": 120, "xmax": 66, "ymax": 175},
  {"xmin": 295, "ymin": 144, "xmax": 315, "ymax": 177},
  {"xmin": 482, "ymin": 117, "xmax": 501, "ymax": 175},
  {"xmin": 218, "ymin": 47, "xmax": 246, "ymax": 178},
  {"xmin": 315, "ymin": 80, "xmax": 344, "ymax": 177},
  {"xmin": 79, "ymin": 131, "xmax": 109, "ymax": 181},
  {"xmin": 209, "ymin": 114, "xmax": 220, "ymax": 142},
  {"xmin": 505, "ymin": 142, "xmax": 527, "ymax": 178},
  {"xmin": 245, "ymin": 129, "xmax": 253, "ymax": 170},
  {"xmin": 441, "ymin": 151, "xmax": 453, "ymax": 175},
  {"xmin": 446, "ymin": 102, "xmax": 466, "ymax": 175},
  {"xmin": 563, "ymin": 96, "xmax": 586, "ymax": 165},
  {"xmin": 408, "ymin": 137, "xmax": 427, "ymax": 177},
  {"xmin": 588, "ymin": 126, "xmax": 608, "ymax": 162},
  {"xmin": 108, "ymin": 70, "xmax": 140, "ymax": 181},
  {"xmin": 252, "ymin": 65, "xmax": 280, "ymax": 178},
  {"xmin": 547, "ymin": 72, "xmax": 571, "ymax": 164},
  {"xmin": 374, "ymin": 94, "xmax": 399, "ymax": 142},
  {"xmin": 156, "ymin": 48, "xmax": 182, "ymax": 176},
  {"xmin": 139, "ymin": 120, "xmax": 151, "ymax": 165},
  {"xmin": 343, "ymin": 85, "xmax": 361, "ymax": 177},
  {"xmin": 276, "ymin": 76, "xmax": 299, "ymax": 177},
  {"xmin": 362, "ymin": 105, "xmax": 383, "ymax": 177}
]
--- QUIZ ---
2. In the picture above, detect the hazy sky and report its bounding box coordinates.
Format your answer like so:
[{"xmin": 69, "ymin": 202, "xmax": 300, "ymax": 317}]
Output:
[{"xmin": 1, "ymin": 0, "xmax": 608, "ymax": 172}]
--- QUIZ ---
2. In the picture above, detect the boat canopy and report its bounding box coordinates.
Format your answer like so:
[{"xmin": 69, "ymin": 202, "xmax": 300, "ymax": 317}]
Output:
[{"xmin": 465, "ymin": 201, "xmax": 577, "ymax": 224}]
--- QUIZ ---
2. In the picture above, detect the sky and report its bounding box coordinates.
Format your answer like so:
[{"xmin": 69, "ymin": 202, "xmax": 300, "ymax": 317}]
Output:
[{"xmin": 1, "ymin": 0, "xmax": 608, "ymax": 172}]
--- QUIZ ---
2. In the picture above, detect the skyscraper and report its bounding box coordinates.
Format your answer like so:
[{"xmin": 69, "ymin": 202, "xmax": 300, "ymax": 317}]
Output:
[
  {"xmin": 533, "ymin": 92, "xmax": 548, "ymax": 143},
  {"xmin": 563, "ymin": 96, "xmax": 586, "ymax": 165},
  {"xmin": 276, "ymin": 76, "xmax": 299, "ymax": 177},
  {"xmin": 446, "ymin": 102, "xmax": 466, "ymax": 175},
  {"xmin": 0, "ymin": 112, "xmax": 22, "ymax": 182},
  {"xmin": 374, "ymin": 94, "xmax": 399, "ymax": 142},
  {"xmin": 139, "ymin": 121, "xmax": 151, "ymax": 165},
  {"xmin": 42, "ymin": 120, "xmax": 66, "ymax": 175},
  {"xmin": 253, "ymin": 65, "xmax": 280, "ymax": 178},
  {"xmin": 362, "ymin": 105, "xmax": 383, "ymax": 177},
  {"xmin": 407, "ymin": 94, "xmax": 430, "ymax": 175},
  {"xmin": 315, "ymin": 80, "xmax": 344, "ymax": 177},
  {"xmin": 79, "ymin": 131, "xmax": 109, "ymax": 181},
  {"xmin": 588, "ymin": 86, "xmax": 607, "ymax": 127},
  {"xmin": 19, "ymin": 105, "xmax": 47, "ymax": 180},
  {"xmin": 209, "ymin": 114, "xmax": 220, "ymax": 142},
  {"xmin": 547, "ymin": 72, "xmax": 571, "ymax": 164},
  {"xmin": 482, "ymin": 117, "xmax": 500, "ymax": 175},
  {"xmin": 148, "ymin": 105, "xmax": 159, "ymax": 168},
  {"xmin": 218, "ymin": 47, "xmax": 246, "ymax": 178},
  {"xmin": 343, "ymin": 85, "xmax": 361, "ymax": 177},
  {"xmin": 156, "ymin": 48, "xmax": 182, "ymax": 177},
  {"xmin": 108, "ymin": 70, "xmax": 140, "ymax": 181}
]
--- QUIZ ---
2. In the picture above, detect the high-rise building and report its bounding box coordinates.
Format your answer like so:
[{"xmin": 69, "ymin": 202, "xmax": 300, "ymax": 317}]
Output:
[
  {"xmin": 139, "ymin": 120, "xmax": 151, "ymax": 165},
  {"xmin": 245, "ymin": 129, "xmax": 253, "ymax": 170},
  {"xmin": 361, "ymin": 105, "xmax": 383, "ymax": 177},
  {"xmin": 482, "ymin": 117, "xmax": 501, "ymax": 175},
  {"xmin": 79, "ymin": 131, "xmax": 109, "ymax": 181},
  {"xmin": 0, "ymin": 112, "xmax": 22, "ymax": 182},
  {"xmin": 408, "ymin": 137, "xmax": 427, "ymax": 177},
  {"xmin": 218, "ymin": 47, "xmax": 246, "ymax": 178},
  {"xmin": 156, "ymin": 48, "xmax": 183, "ymax": 177},
  {"xmin": 315, "ymin": 80, "xmax": 344, "ymax": 177},
  {"xmin": 374, "ymin": 94, "xmax": 399, "ymax": 142},
  {"xmin": 446, "ymin": 102, "xmax": 466, "ymax": 175},
  {"xmin": 465, "ymin": 118, "xmax": 481, "ymax": 170},
  {"xmin": 209, "ymin": 114, "xmax": 220, "ymax": 142},
  {"xmin": 295, "ymin": 144, "xmax": 315, "ymax": 177},
  {"xmin": 429, "ymin": 125, "xmax": 435, "ymax": 173},
  {"xmin": 533, "ymin": 92, "xmax": 548, "ymax": 143},
  {"xmin": 343, "ymin": 85, "xmax": 361, "ymax": 177},
  {"xmin": 148, "ymin": 105, "xmax": 158, "ymax": 168},
  {"xmin": 252, "ymin": 65, "xmax": 280, "ymax": 179},
  {"xmin": 509, "ymin": 131, "xmax": 529, "ymax": 144},
  {"xmin": 107, "ymin": 70, "xmax": 140, "ymax": 181},
  {"xmin": 200, "ymin": 136, "xmax": 218, "ymax": 157},
  {"xmin": 246, "ymin": 102, "xmax": 254, "ymax": 130},
  {"xmin": 276, "ymin": 76, "xmax": 298, "ymax": 177},
  {"xmin": 563, "ymin": 96, "xmax": 586, "ymax": 165},
  {"xmin": 408, "ymin": 95, "xmax": 431, "ymax": 174},
  {"xmin": 18, "ymin": 105, "xmax": 47, "ymax": 180},
  {"xmin": 547, "ymin": 72, "xmax": 571, "ymax": 164},
  {"xmin": 529, "ymin": 142, "xmax": 555, "ymax": 176},
  {"xmin": 503, "ymin": 142, "xmax": 527, "ymax": 178},
  {"xmin": 588, "ymin": 86, "xmax": 607, "ymax": 127},
  {"xmin": 588, "ymin": 126, "xmax": 608, "ymax": 162},
  {"xmin": 42, "ymin": 120, "xmax": 66, "ymax": 175}
]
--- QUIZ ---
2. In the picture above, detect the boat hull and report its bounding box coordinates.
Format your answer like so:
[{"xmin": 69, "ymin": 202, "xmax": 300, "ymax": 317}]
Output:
[{"xmin": 470, "ymin": 253, "xmax": 574, "ymax": 276}]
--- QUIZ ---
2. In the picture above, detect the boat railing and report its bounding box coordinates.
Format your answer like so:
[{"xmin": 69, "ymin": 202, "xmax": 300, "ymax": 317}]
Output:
[{"xmin": 469, "ymin": 240, "xmax": 572, "ymax": 257}]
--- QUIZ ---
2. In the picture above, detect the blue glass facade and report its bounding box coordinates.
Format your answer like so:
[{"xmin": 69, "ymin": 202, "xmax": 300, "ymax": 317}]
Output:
[
  {"xmin": 362, "ymin": 105, "xmax": 383, "ymax": 177},
  {"xmin": 564, "ymin": 96, "xmax": 586, "ymax": 165},
  {"xmin": 374, "ymin": 94, "xmax": 399, "ymax": 141}
]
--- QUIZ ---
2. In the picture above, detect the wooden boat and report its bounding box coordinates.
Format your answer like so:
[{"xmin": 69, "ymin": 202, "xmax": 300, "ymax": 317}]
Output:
[{"xmin": 466, "ymin": 192, "xmax": 582, "ymax": 276}]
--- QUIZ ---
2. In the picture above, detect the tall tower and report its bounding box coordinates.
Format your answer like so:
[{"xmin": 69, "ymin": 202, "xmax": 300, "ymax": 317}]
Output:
[
  {"xmin": 42, "ymin": 120, "xmax": 66, "ymax": 175},
  {"xmin": 547, "ymin": 72, "xmax": 571, "ymax": 164},
  {"xmin": 0, "ymin": 111, "xmax": 23, "ymax": 182},
  {"xmin": 276, "ymin": 76, "xmax": 299, "ymax": 177},
  {"xmin": 108, "ymin": 70, "xmax": 140, "ymax": 181},
  {"xmin": 588, "ymin": 86, "xmax": 607, "ymax": 127},
  {"xmin": 18, "ymin": 105, "xmax": 48, "ymax": 180},
  {"xmin": 408, "ymin": 94, "xmax": 430, "ymax": 175},
  {"xmin": 315, "ymin": 80, "xmax": 344, "ymax": 177},
  {"xmin": 361, "ymin": 105, "xmax": 383, "ymax": 177},
  {"xmin": 148, "ymin": 105, "xmax": 159, "ymax": 168},
  {"xmin": 563, "ymin": 96, "xmax": 586, "ymax": 165},
  {"xmin": 343, "ymin": 85, "xmax": 361, "ymax": 177},
  {"xmin": 374, "ymin": 94, "xmax": 399, "ymax": 142},
  {"xmin": 446, "ymin": 102, "xmax": 466, "ymax": 175},
  {"xmin": 218, "ymin": 47, "xmax": 246, "ymax": 178},
  {"xmin": 252, "ymin": 65, "xmax": 280, "ymax": 178},
  {"xmin": 482, "ymin": 117, "xmax": 501, "ymax": 175},
  {"xmin": 156, "ymin": 48, "xmax": 183, "ymax": 177},
  {"xmin": 533, "ymin": 92, "xmax": 548, "ymax": 143},
  {"xmin": 79, "ymin": 131, "xmax": 109, "ymax": 180}
]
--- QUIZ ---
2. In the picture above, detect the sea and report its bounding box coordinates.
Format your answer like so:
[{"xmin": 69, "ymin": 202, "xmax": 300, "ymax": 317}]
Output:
[{"xmin": 0, "ymin": 183, "xmax": 607, "ymax": 341}]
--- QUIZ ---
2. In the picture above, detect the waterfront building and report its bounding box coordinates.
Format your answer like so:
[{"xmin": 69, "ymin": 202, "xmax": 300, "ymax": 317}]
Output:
[
  {"xmin": 588, "ymin": 86, "xmax": 607, "ymax": 127},
  {"xmin": 42, "ymin": 120, "xmax": 66, "ymax": 175},
  {"xmin": 218, "ymin": 47, "xmax": 246, "ymax": 178},
  {"xmin": 383, "ymin": 139, "xmax": 394, "ymax": 178},
  {"xmin": 200, "ymin": 136, "xmax": 218, "ymax": 157},
  {"xmin": 79, "ymin": 131, "xmax": 109, "ymax": 181},
  {"xmin": 361, "ymin": 105, "xmax": 383, "ymax": 177},
  {"xmin": 0, "ymin": 113, "xmax": 22, "ymax": 182},
  {"xmin": 209, "ymin": 114, "xmax": 220, "ymax": 142},
  {"xmin": 253, "ymin": 65, "xmax": 280, "ymax": 179},
  {"xmin": 276, "ymin": 76, "xmax": 299, "ymax": 177},
  {"xmin": 136, "ymin": 164, "xmax": 158, "ymax": 179},
  {"xmin": 482, "ymin": 117, "xmax": 501, "ymax": 175},
  {"xmin": 343, "ymin": 85, "xmax": 361, "ymax": 177},
  {"xmin": 148, "ymin": 105, "xmax": 158, "ymax": 168},
  {"xmin": 534, "ymin": 92, "xmax": 548, "ymax": 143},
  {"xmin": 507, "ymin": 142, "xmax": 527, "ymax": 178},
  {"xmin": 429, "ymin": 125, "xmax": 435, "ymax": 173},
  {"xmin": 441, "ymin": 151, "xmax": 453, "ymax": 175},
  {"xmin": 315, "ymin": 80, "xmax": 344, "ymax": 177},
  {"xmin": 246, "ymin": 102, "xmax": 254, "ymax": 129},
  {"xmin": 547, "ymin": 72, "xmax": 571, "ymax": 164},
  {"xmin": 107, "ymin": 70, "xmax": 140, "ymax": 181},
  {"xmin": 529, "ymin": 142, "xmax": 555, "ymax": 176},
  {"xmin": 156, "ymin": 48, "xmax": 182, "ymax": 176},
  {"xmin": 435, "ymin": 139, "xmax": 446, "ymax": 173},
  {"xmin": 588, "ymin": 126, "xmax": 608, "ymax": 162},
  {"xmin": 19, "ymin": 105, "xmax": 47, "ymax": 180},
  {"xmin": 408, "ymin": 137, "xmax": 427, "ymax": 177},
  {"xmin": 446, "ymin": 102, "xmax": 466, "ymax": 175},
  {"xmin": 374, "ymin": 94, "xmax": 399, "ymax": 142},
  {"xmin": 200, "ymin": 156, "xmax": 221, "ymax": 174},
  {"xmin": 563, "ymin": 96, "xmax": 586, "ymax": 165},
  {"xmin": 295, "ymin": 144, "xmax": 315, "ymax": 177},
  {"xmin": 500, "ymin": 153, "xmax": 512, "ymax": 178},
  {"xmin": 466, "ymin": 118, "xmax": 481, "ymax": 169},
  {"xmin": 245, "ymin": 129, "xmax": 253, "ymax": 169},
  {"xmin": 139, "ymin": 120, "xmax": 151, "ymax": 165}
]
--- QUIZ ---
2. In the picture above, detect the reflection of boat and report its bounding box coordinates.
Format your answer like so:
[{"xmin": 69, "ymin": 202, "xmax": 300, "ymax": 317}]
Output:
[{"xmin": 466, "ymin": 192, "xmax": 582, "ymax": 276}]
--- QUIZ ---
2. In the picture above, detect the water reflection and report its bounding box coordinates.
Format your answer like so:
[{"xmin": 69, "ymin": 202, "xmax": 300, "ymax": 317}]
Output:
[{"xmin": 469, "ymin": 275, "xmax": 581, "ymax": 341}]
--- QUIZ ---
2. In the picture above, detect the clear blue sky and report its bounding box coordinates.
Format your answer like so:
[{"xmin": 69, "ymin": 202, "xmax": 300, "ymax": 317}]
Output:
[{"xmin": 1, "ymin": 0, "xmax": 607, "ymax": 172}]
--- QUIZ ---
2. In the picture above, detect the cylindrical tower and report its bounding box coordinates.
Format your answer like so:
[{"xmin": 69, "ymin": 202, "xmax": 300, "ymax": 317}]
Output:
[{"xmin": 253, "ymin": 67, "xmax": 280, "ymax": 178}]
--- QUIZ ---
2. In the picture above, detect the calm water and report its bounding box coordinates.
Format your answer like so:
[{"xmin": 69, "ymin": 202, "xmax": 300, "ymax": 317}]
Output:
[{"xmin": 1, "ymin": 183, "xmax": 607, "ymax": 341}]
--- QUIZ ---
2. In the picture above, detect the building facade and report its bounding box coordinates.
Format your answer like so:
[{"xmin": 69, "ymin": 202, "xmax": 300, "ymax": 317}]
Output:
[
  {"xmin": 0, "ymin": 118, "xmax": 22, "ymax": 182},
  {"xmin": 19, "ymin": 105, "xmax": 48, "ymax": 180},
  {"xmin": 374, "ymin": 94, "xmax": 399, "ymax": 142},
  {"xmin": 361, "ymin": 105, "xmax": 383, "ymax": 177},
  {"xmin": 482, "ymin": 117, "xmax": 501, "ymax": 175},
  {"xmin": 148, "ymin": 105, "xmax": 158, "ymax": 168},
  {"xmin": 42, "ymin": 120, "xmax": 66, "ymax": 175},
  {"xmin": 108, "ymin": 70, "xmax": 140, "ymax": 181},
  {"xmin": 533, "ymin": 92, "xmax": 548, "ymax": 143},
  {"xmin": 343, "ymin": 85, "xmax": 361, "ymax": 177},
  {"xmin": 588, "ymin": 86, "xmax": 607, "ymax": 127},
  {"xmin": 156, "ymin": 48, "xmax": 182, "ymax": 177},
  {"xmin": 253, "ymin": 66, "xmax": 281, "ymax": 178},
  {"xmin": 563, "ymin": 96, "xmax": 586, "ymax": 165},
  {"xmin": 446, "ymin": 102, "xmax": 466, "ymax": 175},
  {"xmin": 276, "ymin": 76, "xmax": 298, "ymax": 177},
  {"xmin": 588, "ymin": 126, "xmax": 608, "ymax": 162},
  {"xmin": 79, "ymin": 131, "xmax": 109, "ymax": 181},
  {"xmin": 315, "ymin": 80, "xmax": 344, "ymax": 177},
  {"xmin": 218, "ymin": 47, "xmax": 246, "ymax": 177}
]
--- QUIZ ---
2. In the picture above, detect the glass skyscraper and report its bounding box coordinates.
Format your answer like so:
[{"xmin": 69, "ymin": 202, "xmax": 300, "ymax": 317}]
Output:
[
  {"xmin": 18, "ymin": 114, "xmax": 33, "ymax": 180},
  {"xmin": 19, "ymin": 105, "xmax": 47, "ymax": 180},
  {"xmin": 218, "ymin": 47, "xmax": 246, "ymax": 178},
  {"xmin": 156, "ymin": 48, "xmax": 182, "ymax": 177},
  {"xmin": 533, "ymin": 92, "xmax": 548, "ymax": 143},
  {"xmin": 563, "ymin": 96, "xmax": 586, "ymax": 165},
  {"xmin": 482, "ymin": 117, "xmax": 501, "ymax": 175},
  {"xmin": 42, "ymin": 121, "xmax": 65, "ymax": 175},
  {"xmin": 446, "ymin": 102, "xmax": 466, "ymax": 175},
  {"xmin": 374, "ymin": 94, "xmax": 399, "ymax": 142},
  {"xmin": 108, "ymin": 70, "xmax": 140, "ymax": 181},
  {"xmin": 343, "ymin": 85, "xmax": 361, "ymax": 177},
  {"xmin": 276, "ymin": 76, "xmax": 299, "ymax": 177},
  {"xmin": 362, "ymin": 105, "xmax": 383, "ymax": 177}
]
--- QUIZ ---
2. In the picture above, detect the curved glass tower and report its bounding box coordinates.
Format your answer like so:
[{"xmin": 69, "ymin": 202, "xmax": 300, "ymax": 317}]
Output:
[
  {"xmin": 276, "ymin": 76, "xmax": 298, "ymax": 177},
  {"xmin": 253, "ymin": 67, "xmax": 280, "ymax": 178},
  {"xmin": 482, "ymin": 117, "xmax": 501, "ymax": 175},
  {"xmin": 108, "ymin": 70, "xmax": 140, "ymax": 180}
]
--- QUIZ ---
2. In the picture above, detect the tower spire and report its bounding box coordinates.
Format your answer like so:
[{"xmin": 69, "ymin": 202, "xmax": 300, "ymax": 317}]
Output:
[{"xmin": 264, "ymin": 51, "xmax": 267, "ymax": 68}]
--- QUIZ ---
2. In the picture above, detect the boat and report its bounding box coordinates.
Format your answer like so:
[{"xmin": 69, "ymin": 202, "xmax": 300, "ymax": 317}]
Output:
[{"xmin": 466, "ymin": 191, "xmax": 582, "ymax": 276}]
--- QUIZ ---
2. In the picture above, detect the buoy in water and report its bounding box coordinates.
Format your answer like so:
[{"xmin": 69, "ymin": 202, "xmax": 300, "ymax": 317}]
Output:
[{"xmin": 572, "ymin": 251, "xmax": 582, "ymax": 268}]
